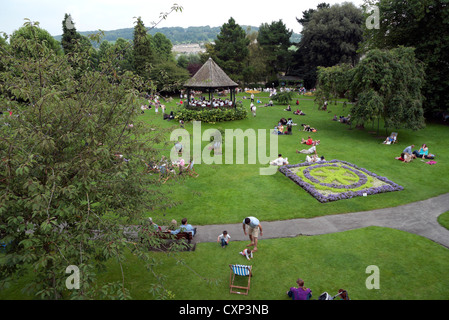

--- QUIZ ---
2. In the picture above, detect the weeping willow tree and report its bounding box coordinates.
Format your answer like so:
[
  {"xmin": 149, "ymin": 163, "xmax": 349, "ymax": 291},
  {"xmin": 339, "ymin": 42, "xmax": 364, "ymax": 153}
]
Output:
[
  {"xmin": 349, "ymin": 47, "xmax": 426, "ymax": 132},
  {"xmin": 314, "ymin": 63, "xmax": 354, "ymax": 110},
  {"xmin": 315, "ymin": 47, "xmax": 426, "ymax": 132}
]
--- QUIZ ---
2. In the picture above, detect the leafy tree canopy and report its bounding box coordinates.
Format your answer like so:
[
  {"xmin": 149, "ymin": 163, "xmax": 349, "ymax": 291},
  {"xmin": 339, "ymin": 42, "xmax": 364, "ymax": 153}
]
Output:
[
  {"xmin": 0, "ymin": 21, "xmax": 180, "ymax": 300},
  {"xmin": 292, "ymin": 2, "xmax": 364, "ymax": 88},
  {"xmin": 361, "ymin": 0, "xmax": 449, "ymax": 114}
]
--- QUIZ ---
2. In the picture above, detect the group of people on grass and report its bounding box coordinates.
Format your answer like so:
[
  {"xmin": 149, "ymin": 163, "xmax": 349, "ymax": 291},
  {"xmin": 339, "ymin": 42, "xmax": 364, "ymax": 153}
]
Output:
[
  {"xmin": 148, "ymin": 152, "xmax": 199, "ymax": 180},
  {"xmin": 219, "ymin": 216, "xmax": 347, "ymax": 300},
  {"xmin": 395, "ymin": 143, "xmax": 435, "ymax": 163},
  {"xmin": 273, "ymin": 117, "xmax": 296, "ymax": 135},
  {"xmin": 332, "ymin": 114, "xmax": 351, "ymax": 124}
]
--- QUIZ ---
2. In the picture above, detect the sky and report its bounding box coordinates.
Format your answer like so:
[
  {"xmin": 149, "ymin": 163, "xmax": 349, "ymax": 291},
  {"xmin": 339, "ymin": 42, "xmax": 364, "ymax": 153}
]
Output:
[{"xmin": 1, "ymin": 0, "xmax": 366, "ymax": 37}]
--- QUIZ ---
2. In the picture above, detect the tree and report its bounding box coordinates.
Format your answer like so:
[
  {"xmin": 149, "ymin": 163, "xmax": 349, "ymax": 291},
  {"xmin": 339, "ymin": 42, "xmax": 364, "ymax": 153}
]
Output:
[
  {"xmin": 348, "ymin": 47, "xmax": 426, "ymax": 131},
  {"xmin": 0, "ymin": 20, "xmax": 185, "ymax": 300},
  {"xmin": 314, "ymin": 63, "xmax": 354, "ymax": 109},
  {"xmin": 152, "ymin": 32, "xmax": 173, "ymax": 62},
  {"xmin": 243, "ymin": 30, "xmax": 268, "ymax": 84},
  {"xmin": 61, "ymin": 13, "xmax": 81, "ymax": 55},
  {"xmin": 133, "ymin": 17, "xmax": 155, "ymax": 79},
  {"xmin": 9, "ymin": 22, "xmax": 63, "ymax": 57},
  {"xmin": 207, "ymin": 17, "xmax": 250, "ymax": 82},
  {"xmin": 361, "ymin": 0, "xmax": 449, "ymax": 115},
  {"xmin": 149, "ymin": 60, "xmax": 190, "ymax": 93},
  {"xmin": 257, "ymin": 20, "xmax": 293, "ymax": 77},
  {"xmin": 292, "ymin": 2, "xmax": 364, "ymax": 88},
  {"xmin": 296, "ymin": 2, "xmax": 330, "ymax": 27}
]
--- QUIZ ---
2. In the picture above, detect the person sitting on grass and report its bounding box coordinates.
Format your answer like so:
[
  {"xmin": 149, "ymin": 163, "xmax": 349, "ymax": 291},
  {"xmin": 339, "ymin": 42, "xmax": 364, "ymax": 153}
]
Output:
[
  {"xmin": 287, "ymin": 278, "xmax": 312, "ymax": 300},
  {"xmin": 277, "ymin": 124, "xmax": 285, "ymax": 135},
  {"xmin": 270, "ymin": 154, "xmax": 289, "ymax": 166},
  {"xmin": 403, "ymin": 145, "xmax": 416, "ymax": 159},
  {"xmin": 413, "ymin": 144, "xmax": 435, "ymax": 159},
  {"xmin": 285, "ymin": 105, "xmax": 292, "ymax": 111}
]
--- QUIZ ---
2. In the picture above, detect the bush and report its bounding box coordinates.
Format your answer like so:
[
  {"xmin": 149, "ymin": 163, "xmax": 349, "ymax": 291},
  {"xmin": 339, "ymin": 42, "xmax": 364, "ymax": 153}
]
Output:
[
  {"xmin": 174, "ymin": 104, "xmax": 247, "ymax": 123},
  {"xmin": 272, "ymin": 91, "xmax": 294, "ymax": 105}
]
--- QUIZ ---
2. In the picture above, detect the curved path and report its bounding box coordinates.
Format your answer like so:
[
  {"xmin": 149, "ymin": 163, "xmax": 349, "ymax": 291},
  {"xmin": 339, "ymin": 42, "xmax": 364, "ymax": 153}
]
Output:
[{"xmin": 194, "ymin": 193, "xmax": 449, "ymax": 249}]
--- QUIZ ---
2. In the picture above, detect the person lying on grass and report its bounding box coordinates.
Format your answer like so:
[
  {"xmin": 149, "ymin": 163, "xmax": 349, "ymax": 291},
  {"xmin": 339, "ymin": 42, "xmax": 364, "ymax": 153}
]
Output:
[
  {"xmin": 302, "ymin": 124, "xmax": 317, "ymax": 132},
  {"xmin": 306, "ymin": 155, "xmax": 325, "ymax": 163},
  {"xmin": 301, "ymin": 136, "xmax": 320, "ymax": 145},
  {"xmin": 395, "ymin": 152, "xmax": 413, "ymax": 163},
  {"xmin": 297, "ymin": 142, "xmax": 318, "ymax": 155},
  {"xmin": 294, "ymin": 109, "xmax": 306, "ymax": 115}
]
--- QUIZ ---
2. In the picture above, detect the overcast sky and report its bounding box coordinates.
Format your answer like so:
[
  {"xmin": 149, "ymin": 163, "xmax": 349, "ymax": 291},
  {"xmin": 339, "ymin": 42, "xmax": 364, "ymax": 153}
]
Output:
[{"xmin": 1, "ymin": 0, "xmax": 366, "ymax": 36}]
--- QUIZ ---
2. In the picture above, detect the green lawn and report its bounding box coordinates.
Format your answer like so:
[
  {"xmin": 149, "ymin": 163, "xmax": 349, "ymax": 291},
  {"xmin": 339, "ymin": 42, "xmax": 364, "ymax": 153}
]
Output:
[
  {"xmin": 98, "ymin": 227, "xmax": 449, "ymax": 300},
  {"xmin": 438, "ymin": 211, "xmax": 449, "ymax": 230},
  {"xmin": 146, "ymin": 93, "xmax": 449, "ymax": 225},
  {"xmin": 2, "ymin": 92, "xmax": 449, "ymax": 300}
]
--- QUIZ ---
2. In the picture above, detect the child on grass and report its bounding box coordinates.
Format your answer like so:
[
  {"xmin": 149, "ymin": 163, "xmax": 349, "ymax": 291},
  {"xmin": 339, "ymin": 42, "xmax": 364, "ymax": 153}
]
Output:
[
  {"xmin": 217, "ymin": 231, "xmax": 231, "ymax": 248},
  {"xmin": 239, "ymin": 248, "xmax": 253, "ymax": 260}
]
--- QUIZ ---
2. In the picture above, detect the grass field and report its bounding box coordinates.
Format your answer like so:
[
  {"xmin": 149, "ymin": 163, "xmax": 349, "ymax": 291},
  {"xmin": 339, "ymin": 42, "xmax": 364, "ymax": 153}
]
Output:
[
  {"xmin": 2, "ymin": 91, "xmax": 449, "ymax": 300},
  {"xmin": 146, "ymin": 92, "xmax": 449, "ymax": 225}
]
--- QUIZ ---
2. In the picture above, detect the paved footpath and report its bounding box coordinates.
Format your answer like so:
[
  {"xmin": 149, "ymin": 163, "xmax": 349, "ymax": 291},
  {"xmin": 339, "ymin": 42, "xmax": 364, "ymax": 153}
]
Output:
[{"xmin": 194, "ymin": 193, "xmax": 449, "ymax": 249}]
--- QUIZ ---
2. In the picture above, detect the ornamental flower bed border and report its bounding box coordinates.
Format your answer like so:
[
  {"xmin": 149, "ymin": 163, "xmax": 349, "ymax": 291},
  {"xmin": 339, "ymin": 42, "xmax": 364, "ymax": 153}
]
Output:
[{"xmin": 278, "ymin": 159, "xmax": 403, "ymax": 203}]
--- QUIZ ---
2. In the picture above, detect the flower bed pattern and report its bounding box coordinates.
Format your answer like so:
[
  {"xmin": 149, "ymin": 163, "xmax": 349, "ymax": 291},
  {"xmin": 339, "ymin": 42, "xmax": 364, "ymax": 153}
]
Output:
[{"xmin": 278, "ymin": 160, "xmax": 403, "ymax": 203}]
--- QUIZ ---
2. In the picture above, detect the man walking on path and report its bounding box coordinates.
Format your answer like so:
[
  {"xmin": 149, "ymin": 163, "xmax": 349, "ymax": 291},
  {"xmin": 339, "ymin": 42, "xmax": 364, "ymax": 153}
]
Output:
[{"xmin": 243, "ymin": 216, "xmax": 263, "ymax": 252}]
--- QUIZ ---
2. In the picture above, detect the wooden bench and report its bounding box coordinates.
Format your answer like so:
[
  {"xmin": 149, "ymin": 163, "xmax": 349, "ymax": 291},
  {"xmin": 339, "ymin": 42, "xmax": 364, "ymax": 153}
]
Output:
[
  {"xmin": 158, "ymin": 231, "xmax": 193, "ymax": 244},
  {"xmin": 138, "ymin": 230, "xmax": 195, "ymax": 251}
]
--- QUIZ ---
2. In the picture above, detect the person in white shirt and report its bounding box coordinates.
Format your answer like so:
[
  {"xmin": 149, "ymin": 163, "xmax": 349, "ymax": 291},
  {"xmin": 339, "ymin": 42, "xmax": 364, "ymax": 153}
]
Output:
[
  {"xmin": 217, "ymin": 231, "xmax": 231, "ymax": 248},
  {"xmin": 270, "ymin": 154, "xmax": 288, "ymax": 166},
  {"xmin": 239, "ymin": 248, "xmax": 253, "ymax": 260},
  {"xmin": 242, "ymin": 216, "xmax": 263, "ymax": 252}
]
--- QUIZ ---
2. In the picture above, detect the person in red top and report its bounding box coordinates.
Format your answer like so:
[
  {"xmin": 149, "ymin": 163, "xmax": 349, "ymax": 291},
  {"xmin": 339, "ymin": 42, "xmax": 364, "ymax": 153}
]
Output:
[{"xmin": 301, "ymin": 136, "xmax": 313, "ymax": 145}]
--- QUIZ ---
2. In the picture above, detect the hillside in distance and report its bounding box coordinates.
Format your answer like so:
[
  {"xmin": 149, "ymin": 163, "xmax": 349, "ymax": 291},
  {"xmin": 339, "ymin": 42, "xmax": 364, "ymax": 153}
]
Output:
[{"xmin": 54, "ymin": 25, "xmax": 301, "ymax": 48}]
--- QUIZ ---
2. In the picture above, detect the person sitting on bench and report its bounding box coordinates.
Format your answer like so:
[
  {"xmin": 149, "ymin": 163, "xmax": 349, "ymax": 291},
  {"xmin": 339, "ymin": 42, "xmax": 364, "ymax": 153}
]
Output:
[{"xmin": 168, "ymin": 218, "xmax": 196, "ymax": 236}]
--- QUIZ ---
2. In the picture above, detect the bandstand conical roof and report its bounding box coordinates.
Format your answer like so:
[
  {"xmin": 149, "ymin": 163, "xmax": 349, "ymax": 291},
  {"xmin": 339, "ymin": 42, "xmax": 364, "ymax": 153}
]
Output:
[{"xmin": 184, "ymin": 58, "xmax": 238, "ymax": 88}]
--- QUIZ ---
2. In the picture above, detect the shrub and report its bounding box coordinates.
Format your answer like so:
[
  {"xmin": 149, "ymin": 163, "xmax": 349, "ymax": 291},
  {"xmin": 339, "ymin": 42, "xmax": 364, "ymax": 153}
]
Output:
[{"xmin": 174, "ymin": 104, "xmax": 247, "ymax": 123}]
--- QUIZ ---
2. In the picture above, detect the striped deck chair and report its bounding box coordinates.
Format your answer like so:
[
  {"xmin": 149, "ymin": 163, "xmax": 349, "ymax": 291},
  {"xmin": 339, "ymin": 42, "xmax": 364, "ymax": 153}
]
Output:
[
  {"xmin": 229, "ymin": 264, "xmax": 252, "ymax": 295},
  {"xmin": 383, "ymin": 132, "xmax": 398, "ymax": 144}
]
